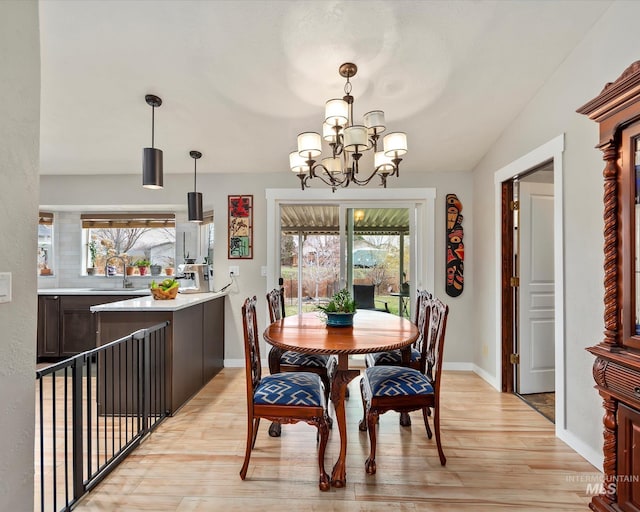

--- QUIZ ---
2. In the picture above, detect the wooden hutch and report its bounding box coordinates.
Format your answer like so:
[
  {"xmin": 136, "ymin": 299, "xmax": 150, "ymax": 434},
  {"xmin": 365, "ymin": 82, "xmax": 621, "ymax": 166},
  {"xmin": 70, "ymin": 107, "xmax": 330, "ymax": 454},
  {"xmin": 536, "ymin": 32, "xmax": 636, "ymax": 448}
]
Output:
[{"xmin": 578, "ymin": 61, "xmax": 640, "ymax": 512}]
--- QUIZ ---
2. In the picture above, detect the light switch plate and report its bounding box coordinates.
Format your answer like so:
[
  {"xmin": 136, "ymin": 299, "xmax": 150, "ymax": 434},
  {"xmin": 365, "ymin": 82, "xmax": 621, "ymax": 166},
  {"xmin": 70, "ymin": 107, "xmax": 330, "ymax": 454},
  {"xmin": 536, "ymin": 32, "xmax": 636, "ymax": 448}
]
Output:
[
  {"xmin": 0, "ymin": 272, "xmax": 11, "ymax": 303},
  {"xmin": 260, "ymin": 266, "xmax": 267, "ymax": 277}
]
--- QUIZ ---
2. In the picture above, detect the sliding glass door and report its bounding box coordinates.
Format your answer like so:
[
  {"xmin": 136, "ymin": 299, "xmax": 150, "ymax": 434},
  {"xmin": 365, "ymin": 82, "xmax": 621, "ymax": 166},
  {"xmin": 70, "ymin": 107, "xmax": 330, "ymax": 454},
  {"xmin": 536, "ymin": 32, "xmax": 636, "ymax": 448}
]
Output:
[
  {"xmin": 346, "ymin": 206, "xmax": 411, "ymax": 317},
  {"xmin": 279, "ymin": 203, "xmax": 415, "ymax": 317},
  {"xmin": 279, "ymin": 204, "xmax": 340, "ymax": 315}
]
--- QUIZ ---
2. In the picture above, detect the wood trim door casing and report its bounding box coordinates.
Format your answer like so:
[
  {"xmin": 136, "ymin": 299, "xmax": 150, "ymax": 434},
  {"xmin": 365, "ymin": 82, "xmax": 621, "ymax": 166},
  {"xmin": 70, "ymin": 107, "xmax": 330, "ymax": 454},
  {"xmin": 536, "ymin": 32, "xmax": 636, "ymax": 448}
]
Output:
[{"xmin": 501, "ymin": 181, "xmax": 514, "ymax": 393}]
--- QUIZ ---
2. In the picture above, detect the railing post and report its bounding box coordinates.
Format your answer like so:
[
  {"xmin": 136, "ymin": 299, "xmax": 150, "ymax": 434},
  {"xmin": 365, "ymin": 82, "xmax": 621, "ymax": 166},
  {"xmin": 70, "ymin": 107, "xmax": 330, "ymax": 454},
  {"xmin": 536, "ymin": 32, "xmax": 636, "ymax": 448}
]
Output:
[
  {"xmin": 71, "ymin": 354, "xmax": 85, "ymax": 501},
  {"xmin": 134, "ymin": 330, "xmax": 151, "ymax": 434}
]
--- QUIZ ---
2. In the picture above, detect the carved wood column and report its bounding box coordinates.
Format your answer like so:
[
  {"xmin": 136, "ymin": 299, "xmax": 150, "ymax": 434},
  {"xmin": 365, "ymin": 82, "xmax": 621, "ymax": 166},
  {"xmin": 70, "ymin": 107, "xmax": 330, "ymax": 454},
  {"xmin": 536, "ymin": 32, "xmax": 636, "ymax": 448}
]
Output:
[
  {"xmin": 599, "ymin": 141, "xmax": 620, "ymax": 348},
  {"xmin": 593, "ymin": 358, "xmax": 617, "ymax": 505}
]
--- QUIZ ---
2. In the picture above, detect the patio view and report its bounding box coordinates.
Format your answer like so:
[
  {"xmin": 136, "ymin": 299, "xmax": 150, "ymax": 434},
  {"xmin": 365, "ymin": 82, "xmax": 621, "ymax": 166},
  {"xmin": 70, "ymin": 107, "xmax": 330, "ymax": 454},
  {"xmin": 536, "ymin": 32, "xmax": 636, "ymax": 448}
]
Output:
[{"xmin": 279, "ymin": 205, "xmax": 412, "ymax": 317}]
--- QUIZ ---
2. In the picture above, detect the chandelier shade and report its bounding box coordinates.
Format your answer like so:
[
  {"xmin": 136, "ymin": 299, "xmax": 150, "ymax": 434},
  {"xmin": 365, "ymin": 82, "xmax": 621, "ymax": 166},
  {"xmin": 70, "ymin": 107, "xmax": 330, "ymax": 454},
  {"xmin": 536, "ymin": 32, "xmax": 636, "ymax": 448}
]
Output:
[
  {"xmin": 142, "ymin": 94, "xmax": 164, "ymax": 189},
  {"xmin": 325, "ymin": 99, "xmax": 349, "ymax": 127},
  {"xmin": 290, "ymin": 62, "xmax": 407, "ymax": 191},
  {"xmin": 363, "ymin": 110, "xmax": 385, "ymax": 132},
  {"xmin": 374, "ymin": 151, "xmax": 395, "ymax": 172},
  {"xmin": 383, "ymin": 132, "xmax": 408, "ymax": 157},
  {"xmin": 297, "ymin": 132, "xmax": 322, "ymax": 158},
  {"xmin": 289, "ymin": 151, "xmax": 306, "ymax": 173},
  {"xmin": 187, "ymin": 150, "xmax": 203, "ymax": 223},
  {"xmin": 343, "ymin": 125, "xmax": 369, "ymax": 151}
]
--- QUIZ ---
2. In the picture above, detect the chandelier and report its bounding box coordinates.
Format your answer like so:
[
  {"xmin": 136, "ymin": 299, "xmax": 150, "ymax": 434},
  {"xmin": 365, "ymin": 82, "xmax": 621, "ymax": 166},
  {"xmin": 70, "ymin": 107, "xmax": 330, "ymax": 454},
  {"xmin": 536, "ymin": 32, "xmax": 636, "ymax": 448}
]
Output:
[{"xmin": 290, "ymin": 62, "xmax": 407, "ymax": 192}]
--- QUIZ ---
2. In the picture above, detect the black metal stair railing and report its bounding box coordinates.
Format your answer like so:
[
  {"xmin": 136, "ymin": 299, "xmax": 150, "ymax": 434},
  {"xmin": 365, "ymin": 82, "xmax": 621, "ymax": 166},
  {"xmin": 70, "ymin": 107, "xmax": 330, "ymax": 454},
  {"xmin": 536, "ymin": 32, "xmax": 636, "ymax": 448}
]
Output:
[{"xmin": 35, "ymin": 321, "xmax": 169, "ymax": 512}]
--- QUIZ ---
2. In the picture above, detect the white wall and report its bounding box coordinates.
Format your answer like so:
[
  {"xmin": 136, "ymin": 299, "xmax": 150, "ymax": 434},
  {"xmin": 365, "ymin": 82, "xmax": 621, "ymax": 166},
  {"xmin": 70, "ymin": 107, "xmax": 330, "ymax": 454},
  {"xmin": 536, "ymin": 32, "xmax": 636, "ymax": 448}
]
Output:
[
  {"xmin": 472, "ymin": 1, "xmax": 640, "ymax": 466},
  {"xmin": 0, "ymin": 1, "xmax": 39, "ymax": 510},
  {"xmin": 40, "ymin": 168, "xmax": 474, "ymax": 363}
]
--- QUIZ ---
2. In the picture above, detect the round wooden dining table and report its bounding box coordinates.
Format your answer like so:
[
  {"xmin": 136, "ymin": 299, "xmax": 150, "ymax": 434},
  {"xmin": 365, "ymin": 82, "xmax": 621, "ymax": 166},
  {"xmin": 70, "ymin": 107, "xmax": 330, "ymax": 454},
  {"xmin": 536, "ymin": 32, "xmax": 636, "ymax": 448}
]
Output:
[{"xmin": 263, "ymin": 309, "xmax": 419, "ymax": 487}]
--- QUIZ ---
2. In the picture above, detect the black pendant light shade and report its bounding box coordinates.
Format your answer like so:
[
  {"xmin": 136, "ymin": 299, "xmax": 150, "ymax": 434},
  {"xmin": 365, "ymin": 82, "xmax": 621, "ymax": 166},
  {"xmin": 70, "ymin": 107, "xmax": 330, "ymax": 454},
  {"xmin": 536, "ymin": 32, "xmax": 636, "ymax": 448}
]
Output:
[
  {"xmin": 142, "ymin": 94, "xmax": 164, "ymax": 189},
  {"xmin": 188, "ymin": 191, "xmax": 203, "ymax": 223},
  {"xmin": 143, "ymin": 147, "xmax": 163, "ymax": 189},
  {"xmin": 188, "ymin": 150, "xmax": 203, "ymax": 223}
]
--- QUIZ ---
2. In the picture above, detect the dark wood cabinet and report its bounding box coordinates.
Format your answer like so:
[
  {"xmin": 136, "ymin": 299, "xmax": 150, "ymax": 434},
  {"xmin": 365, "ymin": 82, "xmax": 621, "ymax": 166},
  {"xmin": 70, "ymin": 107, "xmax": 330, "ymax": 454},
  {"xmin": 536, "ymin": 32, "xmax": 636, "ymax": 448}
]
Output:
[
  {"xmin": 37, "ymin": 294, "xmax": 138, "ymax": 361},
  {"xmin": 37, "ymin": 295, "xmax": 60, "ymax": 358},
  {"xmin": 618, "ymin": 403, "xmax": 640, "ymax": 512},
  {"xmin": 203, "ymin": 297, "xmax": 225, "ymax": 382},
  {"xmin": 578, "ymin": 61, "xmax": 640, "ymax": 511},
  {"xmin": 94, "ymin": 296, "xmax": 225, "ymax": 415}
]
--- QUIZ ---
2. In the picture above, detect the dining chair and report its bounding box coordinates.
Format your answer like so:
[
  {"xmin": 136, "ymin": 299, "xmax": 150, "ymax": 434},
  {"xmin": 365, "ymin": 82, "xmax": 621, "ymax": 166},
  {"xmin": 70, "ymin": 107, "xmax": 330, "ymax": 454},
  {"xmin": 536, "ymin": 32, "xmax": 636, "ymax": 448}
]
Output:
[
  {"xmin": 364, "ymin": 289, "xmax": 432, "ymax": 370},
  {"xmin": 240, "ymin": 296, "xmax": 330, "ymax": 491},
  {"xmin": 266, "ymin": 278, "xmax": 332, "ymax": 437},
  {"xmin": 353, "ymin": 284, "xmax": 390, "ymax": 313},
  {"xmin": 360, "ymin": 289, "xmax": 432, "ymax": 427},
  {"xmin": 359, "ymin": 294, "xmax": 449, "ymax": 474}
]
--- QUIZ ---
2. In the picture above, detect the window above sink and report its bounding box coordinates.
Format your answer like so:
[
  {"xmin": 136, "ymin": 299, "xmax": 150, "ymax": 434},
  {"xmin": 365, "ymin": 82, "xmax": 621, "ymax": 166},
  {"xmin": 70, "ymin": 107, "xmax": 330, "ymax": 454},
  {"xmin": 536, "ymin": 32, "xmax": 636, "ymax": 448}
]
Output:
[{"xmin": 82, "ymin": 213, "xmax": 176, "ymax": 278}]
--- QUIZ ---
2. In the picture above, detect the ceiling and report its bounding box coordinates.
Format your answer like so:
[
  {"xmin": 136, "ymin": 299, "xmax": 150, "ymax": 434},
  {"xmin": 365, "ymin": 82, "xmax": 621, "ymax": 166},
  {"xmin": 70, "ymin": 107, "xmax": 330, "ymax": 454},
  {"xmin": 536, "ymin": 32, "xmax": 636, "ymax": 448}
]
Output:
[{"xmin": 38, "ymin": 0, "xmax": 612, "ymax": 178}]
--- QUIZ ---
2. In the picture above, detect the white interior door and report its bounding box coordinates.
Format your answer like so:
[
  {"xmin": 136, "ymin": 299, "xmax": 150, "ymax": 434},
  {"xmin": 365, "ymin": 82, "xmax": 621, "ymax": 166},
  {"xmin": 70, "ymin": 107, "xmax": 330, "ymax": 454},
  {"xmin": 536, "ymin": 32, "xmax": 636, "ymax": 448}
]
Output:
[{"xmin": 518, "ymin": 181, "xmax": 555, "ymax": 394}]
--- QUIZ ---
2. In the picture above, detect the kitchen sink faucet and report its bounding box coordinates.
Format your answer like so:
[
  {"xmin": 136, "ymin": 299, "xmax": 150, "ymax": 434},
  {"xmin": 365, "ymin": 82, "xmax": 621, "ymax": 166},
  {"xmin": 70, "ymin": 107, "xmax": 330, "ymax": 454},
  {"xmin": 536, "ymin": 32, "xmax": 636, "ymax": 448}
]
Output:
[{"xmin": 104, "ymin": 256, "xmax": 133, "ymax": 288}]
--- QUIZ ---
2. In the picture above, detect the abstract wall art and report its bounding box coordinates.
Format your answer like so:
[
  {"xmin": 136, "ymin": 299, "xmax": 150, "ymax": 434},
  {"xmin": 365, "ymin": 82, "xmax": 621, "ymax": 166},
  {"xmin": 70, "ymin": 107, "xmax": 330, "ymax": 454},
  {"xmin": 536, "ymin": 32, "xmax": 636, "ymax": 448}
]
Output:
[{"xmin": 228, "ymin": 195, "xmax": 253, "ymax": 259}]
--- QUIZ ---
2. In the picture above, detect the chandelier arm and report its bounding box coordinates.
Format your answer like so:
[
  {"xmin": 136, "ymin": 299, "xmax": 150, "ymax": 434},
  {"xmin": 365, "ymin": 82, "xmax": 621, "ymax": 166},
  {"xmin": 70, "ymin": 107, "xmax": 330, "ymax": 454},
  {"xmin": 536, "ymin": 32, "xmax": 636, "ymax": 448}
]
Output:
[
  {"xmin": 349, "ymin": 157, "xmax": 403, "ymax": 187},
  {"xmin": 309, "ymin": 162, "xmax": 351, "ymax": 191},
  {"xmin": 297, "ymin": 172, "xmax": 310, "ymax": 191},
  {"xmin": 370, "ymin": 133, "xmax": 379, "ymax": 152}
]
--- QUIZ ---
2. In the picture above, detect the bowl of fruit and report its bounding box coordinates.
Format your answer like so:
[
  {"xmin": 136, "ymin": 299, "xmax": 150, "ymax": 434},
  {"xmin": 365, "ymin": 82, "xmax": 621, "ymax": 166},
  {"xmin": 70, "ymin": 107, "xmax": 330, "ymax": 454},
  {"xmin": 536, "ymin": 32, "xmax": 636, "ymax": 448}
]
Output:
[{"xmin": 150, "ymin": 279, "xmax": 180, "ymax": 300}]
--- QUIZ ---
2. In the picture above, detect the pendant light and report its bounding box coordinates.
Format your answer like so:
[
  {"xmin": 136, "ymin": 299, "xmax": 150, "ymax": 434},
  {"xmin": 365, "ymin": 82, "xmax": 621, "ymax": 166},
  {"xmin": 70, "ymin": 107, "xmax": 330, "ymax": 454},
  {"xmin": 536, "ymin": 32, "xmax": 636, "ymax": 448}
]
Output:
[
  {"xmin": 142, "ymin": 94, "xmax": 163, "ymax": 189},
  {"xmin": 187, "ymin": 150, "xmax": 203, "ymax": 223}
]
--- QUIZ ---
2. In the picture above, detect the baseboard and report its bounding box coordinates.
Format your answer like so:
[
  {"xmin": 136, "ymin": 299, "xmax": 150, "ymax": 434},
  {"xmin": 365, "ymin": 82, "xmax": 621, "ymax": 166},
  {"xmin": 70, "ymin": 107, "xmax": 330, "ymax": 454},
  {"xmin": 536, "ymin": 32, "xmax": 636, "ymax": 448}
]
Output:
[
  {"xmin": 471, "ymin": 364, "xmax": 500, "ymax": 390},
  {"xmin": 442, "ymin": 362, "xmax": 474, "ymax": 372},
  {"xmin": 556, "ymin": 426, "xmax": 603, "ymax": 471}
]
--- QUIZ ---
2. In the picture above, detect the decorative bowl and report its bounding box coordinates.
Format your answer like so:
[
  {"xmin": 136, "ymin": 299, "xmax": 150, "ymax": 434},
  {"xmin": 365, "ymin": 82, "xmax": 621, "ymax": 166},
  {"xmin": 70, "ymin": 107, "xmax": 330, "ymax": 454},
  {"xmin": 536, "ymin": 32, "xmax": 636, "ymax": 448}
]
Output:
[
  {"xmin": 325, "ymin": 311, "xmax": 355, "ymax": 327},
  {"xmin": 150, "ymin": 286, "xmax": 179, "ymax": 300}
]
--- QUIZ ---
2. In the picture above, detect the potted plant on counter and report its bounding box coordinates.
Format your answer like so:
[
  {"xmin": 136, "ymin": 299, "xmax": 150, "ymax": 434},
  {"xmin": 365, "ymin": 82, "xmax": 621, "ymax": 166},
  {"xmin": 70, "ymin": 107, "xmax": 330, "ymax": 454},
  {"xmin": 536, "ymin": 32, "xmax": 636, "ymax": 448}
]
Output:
[
  {"xmin": 133, "ymin": 258, "xmax": 150, "ymax": 276},
  {"xmin": 86, "ymin": 241, "xmax": 98, "ymax": 275},
  {"xmin": 150, "ymin": 262, "xmax": 162, "ymax": 276},
  {"xmin": 317, "ymin": 288, "xmax": 357, "ymax": 327},
  {"xmin": 164, "ymin": 256, "xmax": 175, "ymax": 276}
]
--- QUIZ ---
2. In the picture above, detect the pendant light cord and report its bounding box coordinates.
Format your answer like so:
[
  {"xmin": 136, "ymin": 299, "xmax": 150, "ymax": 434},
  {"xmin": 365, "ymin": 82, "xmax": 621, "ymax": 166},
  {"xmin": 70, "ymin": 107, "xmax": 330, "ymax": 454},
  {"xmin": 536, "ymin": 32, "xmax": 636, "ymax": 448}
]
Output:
[
  {"xmin": 151, "ymin": 106, "xmax": 155, "ymax": 148},
  {"xmin": 193, "ymin": 158, "xmax": 197, "ymax": 192}
]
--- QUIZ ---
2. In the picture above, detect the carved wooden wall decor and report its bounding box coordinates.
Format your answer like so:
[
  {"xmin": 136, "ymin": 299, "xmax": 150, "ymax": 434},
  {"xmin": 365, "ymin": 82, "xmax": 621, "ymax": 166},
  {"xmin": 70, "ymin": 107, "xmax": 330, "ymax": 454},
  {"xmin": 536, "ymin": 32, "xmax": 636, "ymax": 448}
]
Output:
[{"xmin": 446, "ymin": 194, "xmax": 464, "ymax": 297}]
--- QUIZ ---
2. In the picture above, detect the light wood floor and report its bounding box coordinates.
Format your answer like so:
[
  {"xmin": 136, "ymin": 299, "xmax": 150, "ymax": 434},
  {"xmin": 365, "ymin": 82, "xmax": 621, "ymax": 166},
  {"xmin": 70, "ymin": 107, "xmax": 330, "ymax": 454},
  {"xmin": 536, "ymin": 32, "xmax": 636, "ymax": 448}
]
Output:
[{"xmin": 70, "ymin": 369, "xmax": 600, "ymax": 511}]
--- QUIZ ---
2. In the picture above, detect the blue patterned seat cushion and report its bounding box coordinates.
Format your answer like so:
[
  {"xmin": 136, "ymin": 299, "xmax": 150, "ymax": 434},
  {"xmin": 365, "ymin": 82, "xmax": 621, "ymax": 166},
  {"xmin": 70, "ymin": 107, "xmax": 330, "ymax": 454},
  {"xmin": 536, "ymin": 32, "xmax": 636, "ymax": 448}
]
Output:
[
  {"xmin": 281, "ymin": 350, "xmax": 330, "ymax": 368},
  {"xmin": 254, "ymin": 372, "xmax": 325, "ymax": 407},
  {"xmin": 365, "ymin": 348, "xmax": 421, "ymax": 367},
  {"xmin": 362, "ymin": 366, "xmax": 433, "ymax": 400}
]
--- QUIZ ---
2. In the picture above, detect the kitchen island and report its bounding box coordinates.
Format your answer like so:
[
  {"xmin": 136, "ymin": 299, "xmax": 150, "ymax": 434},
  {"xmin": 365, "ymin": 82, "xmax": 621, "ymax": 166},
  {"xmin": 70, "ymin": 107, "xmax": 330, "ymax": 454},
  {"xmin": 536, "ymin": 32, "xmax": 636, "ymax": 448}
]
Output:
[{"xmin": 91, "ymin": 291, "xmax": 227, "ymax": 415}]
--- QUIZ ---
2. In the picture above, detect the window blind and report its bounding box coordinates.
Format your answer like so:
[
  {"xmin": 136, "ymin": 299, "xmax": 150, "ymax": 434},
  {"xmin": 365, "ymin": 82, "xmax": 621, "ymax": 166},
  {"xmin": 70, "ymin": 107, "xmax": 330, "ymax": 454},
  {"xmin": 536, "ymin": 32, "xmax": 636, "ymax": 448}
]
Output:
[{"xmin": 81, "ymin": 213, "xmax": 175, "ymax": 229}]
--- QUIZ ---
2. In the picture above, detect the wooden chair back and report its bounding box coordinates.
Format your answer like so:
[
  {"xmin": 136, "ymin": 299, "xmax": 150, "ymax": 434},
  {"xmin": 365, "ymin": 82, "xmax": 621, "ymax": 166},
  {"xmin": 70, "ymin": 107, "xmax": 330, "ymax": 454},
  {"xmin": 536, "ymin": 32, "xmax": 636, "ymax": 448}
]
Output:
[
  {"xmin": 412, "ymin": 289, "xmax": 432, "ymax": 325},
  {"xmin": 241, "ymin": 296, "xmax": 262, "ymax": 401},
  {"xmin": 421, "ymin": 295, "xmax": 449, "ymax": 393},
  {"xmin": 266, "ymin": 277, "xmax": 285, "ymax": 323}
]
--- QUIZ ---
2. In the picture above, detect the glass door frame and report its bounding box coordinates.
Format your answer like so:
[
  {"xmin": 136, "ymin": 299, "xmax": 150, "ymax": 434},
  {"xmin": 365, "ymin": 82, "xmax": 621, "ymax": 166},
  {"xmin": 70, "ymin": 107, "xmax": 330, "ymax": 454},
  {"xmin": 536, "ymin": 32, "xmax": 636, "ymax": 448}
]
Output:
[
  {"xmin": 266, "ymin": 188, "xmax": 436, "ymax": 317},
  {"xmin": 340, "ymin": 203, "xmax": 415, "ymax": 303}
]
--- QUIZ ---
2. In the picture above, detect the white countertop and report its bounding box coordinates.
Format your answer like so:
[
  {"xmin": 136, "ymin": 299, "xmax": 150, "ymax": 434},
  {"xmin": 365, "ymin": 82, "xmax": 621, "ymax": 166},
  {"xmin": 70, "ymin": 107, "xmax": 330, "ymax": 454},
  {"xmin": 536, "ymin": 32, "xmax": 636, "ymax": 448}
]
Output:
[
  {"xmin": 90, "ymin": 290, "xmax": 228, "ymax": 312},
  {"xmin": 38, "ymin": 288, "xmax": 151, "ymax": 296}
]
